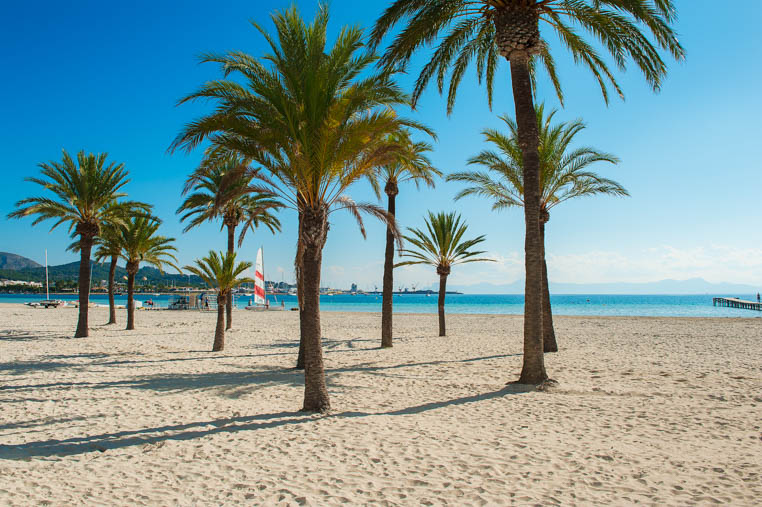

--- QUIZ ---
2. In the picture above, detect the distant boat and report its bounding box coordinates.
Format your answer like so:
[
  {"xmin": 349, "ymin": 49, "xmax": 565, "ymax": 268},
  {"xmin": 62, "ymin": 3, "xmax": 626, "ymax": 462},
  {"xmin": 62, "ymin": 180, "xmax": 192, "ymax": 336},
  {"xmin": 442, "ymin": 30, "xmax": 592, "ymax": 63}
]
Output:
[
  {"xmin": 26, "ymin": 249, "xmax": 64, "ymax": 309},
  {"xmin": 26, "ymin": 300, "xmax": 64, "ymax": 309},
  {"xmin": 245, "ymin": 247, "xmax": 285, "ymax": 311}
]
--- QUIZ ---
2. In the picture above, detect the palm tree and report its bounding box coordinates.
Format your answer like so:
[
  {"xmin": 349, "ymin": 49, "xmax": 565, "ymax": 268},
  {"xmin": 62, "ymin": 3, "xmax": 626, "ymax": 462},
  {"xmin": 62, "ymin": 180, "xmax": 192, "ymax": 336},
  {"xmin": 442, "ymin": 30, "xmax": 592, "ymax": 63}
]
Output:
[
  {"xmin": 93, "ymin": 224, "xmax": 124, "ymax": 325},
  {"xmin": 117, "ymin": 216, "xmax": 179, "ymax": 330},
  {"xmin": 397, "ymin": 211, "xmax": 492, "ymax": 336},
  {"xmin": 178, "ymin": 150, "xmax": 282, "ymax": 331},
  {"xmin": 8, "ymin": 150, "xmax": 147, "ymax": 337},
  {"xmin": 68, "ymin": 222, "xmax": 131, "ymax": 325},
  {"xmin": 370, "ymin": 0, "xmax": 684, "ymax": 384},
  {"xmin": 170, "ymin": 4, "xmax": 425, "ymax": 412},
  {"xmin": 184, "ymin": 251, "xmax": 254, "ymax": 351},
  {"xmin": 449, "ymin": 105, "xmax": 628, "ymax": 351},
  {"xmin": 370, "ymin": 130, "xmax": 441, "ymax": 348}
]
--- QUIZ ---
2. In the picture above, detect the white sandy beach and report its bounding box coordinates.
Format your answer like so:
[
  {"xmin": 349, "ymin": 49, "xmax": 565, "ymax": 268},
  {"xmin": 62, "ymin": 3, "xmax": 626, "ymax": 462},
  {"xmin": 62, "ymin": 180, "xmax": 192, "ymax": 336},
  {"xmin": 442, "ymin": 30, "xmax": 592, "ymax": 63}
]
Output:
[{"xmin": 0, "ymin": 304, "xmax": 759, "ymax": 505}]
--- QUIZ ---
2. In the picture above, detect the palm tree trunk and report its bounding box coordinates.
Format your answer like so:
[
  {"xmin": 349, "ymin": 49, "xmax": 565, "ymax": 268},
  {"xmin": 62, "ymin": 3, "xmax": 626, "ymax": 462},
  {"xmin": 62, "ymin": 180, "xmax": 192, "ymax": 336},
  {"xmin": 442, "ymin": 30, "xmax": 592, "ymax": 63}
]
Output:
[
  {"xmin": 540, "ymin": 220, "xmax": 557, "ymax": 353},
  {"xmin": 438, "ymin": 273, "xmax": 447, "ymax": 337},
  {"xmin": 510, "ymin": 56, "xmax": 548, "ymax": 384},
  {"xmin": 381, "ymin": 186, "xmax": 397, "ymax": 348},
  {"xmin": 226, "ymin": 224, "xmax": 235, "ymax": 330},
  {"xmin": 296, "ymin": 286, "xmax": 306, "ymax": 369},
  {"xmin": 300, "ymin": 208, "xmax": 330, "ymax": 412},
  {"xmin": 74, "ymin": 235, "xmax": 94, "ymax": 338},
  {"xmin": 126, "ymin": 269, "xmax": 136, "ymax": 331},
  {"xmin": 295, "ymin": 210, "xmax": 305, "ymax": 370},
  {"xmin": 107, "ymin": 255, "xmax": 117, "ymax": 325},
  {"xmin": 213, "ymin": 291, "xmax": 226, "ymax": 351}
]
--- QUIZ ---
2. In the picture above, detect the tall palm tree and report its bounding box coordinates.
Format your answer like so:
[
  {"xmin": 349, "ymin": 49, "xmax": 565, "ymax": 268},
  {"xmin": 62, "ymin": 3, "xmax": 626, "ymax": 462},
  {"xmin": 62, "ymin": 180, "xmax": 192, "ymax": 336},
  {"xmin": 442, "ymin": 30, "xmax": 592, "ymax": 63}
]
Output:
[
  {"xmin": 184, "ymin": 251, "xmax": 254, "ymax": 351},
  {"xmin": 369, "ymin": 130, "xmax": 441, "ymax": 348},
  {"xmin": 449, "ymin": 105, "xmax": 628, "ymax": 351},
  {"xmin": 8, "ymin": 150, "xmax": 147, "ymax": 337},
  {"xmin": 178, "ymin": 151, "xmax": 282, "ymax": 331},
  {"xmin": 170, "ymin": 4, "xmax": 424, "ymax": 412},
  {"xmin": 68, "ymin": 202, "xmax": 152, "ymax": 325},
  {"xmin": 397, "ymin": 211, "xmax": 492, "ymax": 336},
  {"xmin": 370, "ymin": 0, "xmax": 684, "ymax": 384},
  {"xmin": 117, "ymin": 216, "xmax": 179, "ymax": 330},
  {"xmin": 67, "ymin": 222, "xmax": 129, "ymax": 325}
]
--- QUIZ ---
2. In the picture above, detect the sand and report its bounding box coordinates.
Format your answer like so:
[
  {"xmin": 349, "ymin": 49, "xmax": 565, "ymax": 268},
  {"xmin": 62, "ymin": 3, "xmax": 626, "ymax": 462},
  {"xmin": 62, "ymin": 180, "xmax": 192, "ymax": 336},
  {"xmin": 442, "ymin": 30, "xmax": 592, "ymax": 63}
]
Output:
[{"xmin": 0, "ymin": 304, "xmax": 760, "ymax": 505}]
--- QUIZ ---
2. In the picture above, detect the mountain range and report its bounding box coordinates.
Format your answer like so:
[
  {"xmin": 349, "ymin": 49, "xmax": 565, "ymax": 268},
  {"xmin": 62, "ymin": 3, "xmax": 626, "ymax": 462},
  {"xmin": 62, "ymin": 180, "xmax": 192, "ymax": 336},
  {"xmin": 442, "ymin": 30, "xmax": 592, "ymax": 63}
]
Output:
[
  {"xmin": 0, "ymin": 253, "xmax": 202, "ymax": 286},
  {"xmin": 446, "ymin": 278, "xmax": 760, "ymax": 295},
  {"xmin": 3, "ymin": 252, "xmax": 758, "ymax": 294}
]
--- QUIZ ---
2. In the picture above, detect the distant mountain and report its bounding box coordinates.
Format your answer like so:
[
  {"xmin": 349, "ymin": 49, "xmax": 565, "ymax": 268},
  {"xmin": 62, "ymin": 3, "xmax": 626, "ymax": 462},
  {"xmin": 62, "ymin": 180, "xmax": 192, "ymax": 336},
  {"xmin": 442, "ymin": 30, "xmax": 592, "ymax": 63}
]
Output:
[
  {"xmin": 0, "ymin": 259, "xmax": 203, "ymax": 286},
  {"xmin": 0, "ymin": 252, "xmax": 41, "ymax": 270},
  {"xmin": 446, "ymin": 277, "xmax": 760, "ymax": 295}
]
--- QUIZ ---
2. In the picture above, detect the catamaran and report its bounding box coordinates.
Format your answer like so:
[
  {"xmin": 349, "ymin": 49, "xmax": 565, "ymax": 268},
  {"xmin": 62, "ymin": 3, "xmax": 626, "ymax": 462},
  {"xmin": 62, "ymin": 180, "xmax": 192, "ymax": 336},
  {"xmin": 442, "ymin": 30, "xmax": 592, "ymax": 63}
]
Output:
[
  {"xmin": 245, "ymin": 247, "xmax": 286, "ymax": 311},
  {"xmin": 26, "ymin": 249, "xmax": 65, "ymax": 308}
]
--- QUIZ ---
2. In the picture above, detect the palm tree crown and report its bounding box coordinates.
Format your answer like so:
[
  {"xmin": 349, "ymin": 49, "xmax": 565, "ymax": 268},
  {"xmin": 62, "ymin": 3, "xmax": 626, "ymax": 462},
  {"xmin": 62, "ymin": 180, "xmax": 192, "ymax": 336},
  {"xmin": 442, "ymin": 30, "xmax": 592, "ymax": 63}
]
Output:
[
  {"xmin": 184, "ymin": 251, "xmax": 254, "ymax": 297},
  {"xmin": 118, "ymin": 216, "xmax": 179, "ymax": 273},
  {"xmin": 170, "ymin": 3, "xmax": 429, "ymax": 231},
  {"xmin": 449, "ymin": 104, "xmax": 628, "ymax": 215},
  {"xmin": 370, "ymin": 130, "xmax": 441, "ymax": 196},
  {"xmin": 370, "ymin": 0, "xmax": 685, "ymax": 112},
  {"xmin": 8, "ymin": 150, "xmax": 146, "ymax": 236},
  {"xmin": 178, "ymin": 151, "xmax": 282, "ymax": 247},
  {"xmin": 397, "ymin": 211, "xmax": 492, "ymax": 275}
]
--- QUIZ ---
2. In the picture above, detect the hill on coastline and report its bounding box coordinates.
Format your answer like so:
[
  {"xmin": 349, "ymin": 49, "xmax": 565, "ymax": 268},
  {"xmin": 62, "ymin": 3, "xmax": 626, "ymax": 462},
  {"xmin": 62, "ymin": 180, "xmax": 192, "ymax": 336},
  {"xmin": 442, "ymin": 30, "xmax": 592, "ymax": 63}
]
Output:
[
  {"xmin": 0, "ymin": 259, "xmax": 203, "ymax": 286},
  {"xmin": 0, "ymin": 252, "xmax": 41, "ymax": 270}
]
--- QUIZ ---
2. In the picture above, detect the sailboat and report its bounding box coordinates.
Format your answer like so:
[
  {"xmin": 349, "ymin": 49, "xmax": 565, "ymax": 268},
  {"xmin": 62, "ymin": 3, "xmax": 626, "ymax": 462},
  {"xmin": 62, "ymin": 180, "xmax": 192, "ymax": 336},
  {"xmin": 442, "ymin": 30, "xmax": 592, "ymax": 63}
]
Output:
[
  {"xmin": 245, "ymin": 247, "xmax": 285, "ymax": 311},
  {"xmin": 26, "ymin": 249, "xmax": 64, "ymax": 308}
]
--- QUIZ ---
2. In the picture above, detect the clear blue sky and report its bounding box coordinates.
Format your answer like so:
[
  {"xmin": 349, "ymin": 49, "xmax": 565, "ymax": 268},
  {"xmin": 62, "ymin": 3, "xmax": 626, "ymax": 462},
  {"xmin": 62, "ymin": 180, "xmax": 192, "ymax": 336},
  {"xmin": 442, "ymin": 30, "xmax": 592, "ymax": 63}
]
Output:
[{"xmin": 1, "ymin": 1, "xmax": 760, "ymax": 291}]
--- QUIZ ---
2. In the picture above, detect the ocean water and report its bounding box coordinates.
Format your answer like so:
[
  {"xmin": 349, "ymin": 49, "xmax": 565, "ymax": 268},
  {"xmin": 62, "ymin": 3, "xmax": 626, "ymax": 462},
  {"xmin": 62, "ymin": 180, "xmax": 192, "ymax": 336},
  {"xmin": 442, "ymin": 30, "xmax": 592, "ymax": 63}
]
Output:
[{"xmin": 1, "ymin": 293, "xmax": 760, "ymax": 318}]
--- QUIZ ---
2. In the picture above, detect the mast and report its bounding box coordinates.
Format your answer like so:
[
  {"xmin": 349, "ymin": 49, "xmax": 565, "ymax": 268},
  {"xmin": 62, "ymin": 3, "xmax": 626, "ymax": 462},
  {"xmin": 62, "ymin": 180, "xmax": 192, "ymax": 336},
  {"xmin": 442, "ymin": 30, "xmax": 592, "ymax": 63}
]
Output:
[
  {"xmin": 45, "ymin": 249, "xmax": 49, "ymax": 300},
  {"xmin": 262, "ymin": 246, "xmax": 267, "ymax": 304}
]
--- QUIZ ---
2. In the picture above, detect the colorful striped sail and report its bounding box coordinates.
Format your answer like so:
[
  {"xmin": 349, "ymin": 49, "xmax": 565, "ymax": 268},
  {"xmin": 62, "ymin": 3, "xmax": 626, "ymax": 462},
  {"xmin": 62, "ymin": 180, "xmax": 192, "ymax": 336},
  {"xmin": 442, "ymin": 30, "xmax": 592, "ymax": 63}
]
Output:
[{"xmin": 254, "ymin": 248, "xmax": 266, "ymax": 305}]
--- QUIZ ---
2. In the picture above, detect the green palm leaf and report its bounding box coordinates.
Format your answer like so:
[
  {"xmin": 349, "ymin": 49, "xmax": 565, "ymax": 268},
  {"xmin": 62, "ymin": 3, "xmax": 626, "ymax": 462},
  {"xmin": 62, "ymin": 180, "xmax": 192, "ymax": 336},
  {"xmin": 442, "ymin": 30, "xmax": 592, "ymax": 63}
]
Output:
[{"xmin": 448, "ymin": 105, "xmax": 628, "ymax": 215}]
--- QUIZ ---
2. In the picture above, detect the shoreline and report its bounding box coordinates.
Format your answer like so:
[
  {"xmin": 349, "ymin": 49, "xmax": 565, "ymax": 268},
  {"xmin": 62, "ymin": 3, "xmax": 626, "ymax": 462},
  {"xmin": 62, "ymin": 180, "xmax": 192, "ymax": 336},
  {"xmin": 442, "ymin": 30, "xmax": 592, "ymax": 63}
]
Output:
[{"xmin": 1, "ymin": 301, "xmax": 760, "ymax": 320}]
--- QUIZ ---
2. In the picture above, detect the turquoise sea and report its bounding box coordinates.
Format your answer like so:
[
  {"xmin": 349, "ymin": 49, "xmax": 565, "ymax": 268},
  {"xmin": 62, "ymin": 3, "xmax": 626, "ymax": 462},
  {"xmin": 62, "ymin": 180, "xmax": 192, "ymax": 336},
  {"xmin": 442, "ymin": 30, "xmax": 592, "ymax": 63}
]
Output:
[{"xmin": 1, "ymin": 293, "xmax": 760, "ymax": 318}]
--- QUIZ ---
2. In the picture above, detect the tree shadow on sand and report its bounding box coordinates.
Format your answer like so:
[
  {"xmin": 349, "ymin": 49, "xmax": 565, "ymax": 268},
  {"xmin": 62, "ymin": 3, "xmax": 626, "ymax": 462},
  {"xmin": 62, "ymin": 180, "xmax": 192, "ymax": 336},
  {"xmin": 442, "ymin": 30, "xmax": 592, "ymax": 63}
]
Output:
[
  {"xmin": 0, "ymin": 353, "xmax": 519, "ymax": 396},
  {"xmin": 0, "ymin": 329, "xmax": 68, "ymax": 342},
  {"xmin": 0, "ymin": 411, "xmax": 312, "ymax": 459},
  {"xmin": 335, "ymin": 383, "xmax": 535, "ymax": 418},
  {"xmin": 0, "ymin": 367, "xmax": 306, "ymax": 398},
  {"xmin": 0, "ymin": 385, "xmax": 536, "ymax": 460},
  {"xmin": 0, "ymin": 360, "xmax": 78, "ymax": 376}
]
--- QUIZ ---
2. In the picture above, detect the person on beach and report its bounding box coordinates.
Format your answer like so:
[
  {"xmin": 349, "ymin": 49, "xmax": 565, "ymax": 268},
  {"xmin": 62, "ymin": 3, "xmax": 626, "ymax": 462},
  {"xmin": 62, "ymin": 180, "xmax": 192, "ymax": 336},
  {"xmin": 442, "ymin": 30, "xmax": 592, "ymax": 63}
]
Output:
[{"xmin": 757, "ymin": 292, "xmax": 760, "ymax": 303}]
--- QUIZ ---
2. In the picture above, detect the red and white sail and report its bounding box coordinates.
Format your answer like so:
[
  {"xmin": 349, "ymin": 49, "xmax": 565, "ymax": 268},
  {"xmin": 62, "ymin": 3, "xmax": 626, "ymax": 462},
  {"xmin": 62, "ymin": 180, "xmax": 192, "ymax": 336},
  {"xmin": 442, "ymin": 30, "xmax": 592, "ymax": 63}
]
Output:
[{"xmin": 254, "ymin": 248, "xmax": 266, "ymax": 305}]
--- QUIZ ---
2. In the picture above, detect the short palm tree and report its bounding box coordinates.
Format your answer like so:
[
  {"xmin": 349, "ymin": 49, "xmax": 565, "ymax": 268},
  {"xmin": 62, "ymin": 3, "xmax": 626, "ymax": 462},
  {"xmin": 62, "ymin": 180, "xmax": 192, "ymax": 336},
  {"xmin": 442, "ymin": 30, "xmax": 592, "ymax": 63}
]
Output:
[
  {"xmin": 8, "ymin": 150, "xmax": 147, "ymax": 337},
  {"xmin": 184, "ymin": 251, "xmax": 254, "ymax": 351},
  {"xmin": 178, "ymin": 150, "xmax": 282, "ymax": 331},
  {"xmin": 117, "ymin": 216, "xmax": 179, "ymax": 330},
  {"xmin": 397, "ymin": 211, "xmax": 492, "ymax": 336},
  {"xmin": 369, "ymin": 130, "xmax": 441, "ymax": 348},
  {"xmin": 449, "ymin": 105, "xmax": 627, "ymax": 352},
  {"xmin": 170, "ymin": 5, "xmax": 425, "ymax": 412},
  {"xmin": 370, "ymin": 1, "xmax": 683, "ymax": 383}
]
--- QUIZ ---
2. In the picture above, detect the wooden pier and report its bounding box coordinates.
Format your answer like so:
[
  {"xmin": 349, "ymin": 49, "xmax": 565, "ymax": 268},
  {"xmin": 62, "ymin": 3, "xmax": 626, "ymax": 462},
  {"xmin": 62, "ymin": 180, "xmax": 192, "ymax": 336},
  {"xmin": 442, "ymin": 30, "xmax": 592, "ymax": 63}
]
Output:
[{"xmin": 713, "ymin": 297, "xmax": 762, "ymax": 311}]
